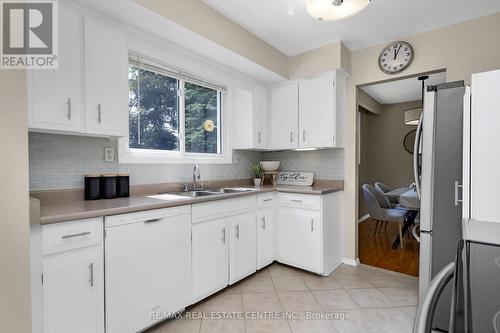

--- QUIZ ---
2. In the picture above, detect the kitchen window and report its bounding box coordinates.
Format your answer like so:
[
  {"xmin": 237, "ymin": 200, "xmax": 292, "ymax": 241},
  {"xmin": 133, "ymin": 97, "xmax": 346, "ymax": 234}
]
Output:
[{"xmin": 124, "ymin": 54, "xmax": 225, "ymax": 162}]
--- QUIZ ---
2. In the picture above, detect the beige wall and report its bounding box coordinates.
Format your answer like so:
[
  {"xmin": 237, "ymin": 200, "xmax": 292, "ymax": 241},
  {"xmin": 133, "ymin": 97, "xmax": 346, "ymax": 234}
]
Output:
[
  {"xmin": 344, "ymin": 12, "xmax": 500, "ymax": 260},
  {"xmin": 358, "ymin": 100, "xmax": 421, "ymax": 218},
  {"xmin": 135, "ymin": 0, "xmax": 289, "ymax": 78},
  {"xmin": 0, "ymin": 71, "xmax": 31, "ymax": 332},
  {"xmin": 289, "ymin": 41, "xmax": 349, "ymax": 79},
  {"xmin": 357, "ymin": 89, "xmax": 382, "ymax": 115}
]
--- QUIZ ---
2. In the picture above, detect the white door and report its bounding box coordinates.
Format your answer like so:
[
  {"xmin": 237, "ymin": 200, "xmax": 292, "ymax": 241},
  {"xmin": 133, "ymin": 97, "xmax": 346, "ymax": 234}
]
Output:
[
  {"xmin": 43, "ymin": 246, "xmax": 104, "ymax": 333},
  {"xmin": 28, "ymin": 3, "xmax": 83, "ymax": 132},
  {"xmin": 105, "ymin": 214, "xmax": 191, "ymax": 333},
  {"xmin": 299, "ymin": 75, "xmax": 334, "ymax": 148},
  {"xmin": 83, "ymin": 14, "xmax": 128, "ymax": 137},
  {"xmin": 270, "ymin": 83, "xmax": 299, "ymax": 149},
  {"xmin": 192, "ymin": 220, "xmax": 229, "ymax": 301},
  {"xmin": 257, "ymin": 208, "xmax": 274, "ymax": 269},
  {"xmin": 277, "ymin": 208, "xmax": 322, "ymax": 273},
  {"xmin": 229, "ymin": 212, "xmax": 257, "ymax": 284},
  {"xmin": 254, "ymin": 85, "xmax": 268, "ymax": 149}
]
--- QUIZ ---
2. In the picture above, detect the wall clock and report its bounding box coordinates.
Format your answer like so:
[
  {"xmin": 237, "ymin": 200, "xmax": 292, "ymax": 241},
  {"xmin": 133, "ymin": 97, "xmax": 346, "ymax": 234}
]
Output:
[{"xmin": 378, "ymin": 41, "xmax": 414, "ymax": 74}]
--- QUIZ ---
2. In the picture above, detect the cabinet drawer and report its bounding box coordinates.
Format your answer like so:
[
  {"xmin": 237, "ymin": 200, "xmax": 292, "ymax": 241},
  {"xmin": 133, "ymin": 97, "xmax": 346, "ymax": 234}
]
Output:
[
  {"xmin": 104, "ymin": 206, "xmax": 191, "ymax": 228},
  {"xmin": 42, "ymin": 218, "xmax": 103, "ymax": 255},
  {"xmin": 192, "ymin": 196, "xmax": 256, "ymax": 224},
  {"xmin": 277, "ymin": 193, "xmax": 321, "ymax": 210},
  {"xmin": 257, "ymin": 192, "xmax": 275, "ymax": 208}
]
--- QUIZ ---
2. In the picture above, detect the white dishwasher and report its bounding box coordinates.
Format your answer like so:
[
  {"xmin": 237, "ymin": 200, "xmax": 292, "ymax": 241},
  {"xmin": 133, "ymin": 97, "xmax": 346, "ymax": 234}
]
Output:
[{"xmin": 105, "ymin": 206, "xmax": 191, "ymax": 333}]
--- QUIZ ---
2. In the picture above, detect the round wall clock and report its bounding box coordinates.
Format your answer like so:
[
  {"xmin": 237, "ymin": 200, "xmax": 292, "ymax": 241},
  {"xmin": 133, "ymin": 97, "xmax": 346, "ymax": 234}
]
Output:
[{"xmin": 378, "ymin": 41, "xmax": 414, "ymax": 74}]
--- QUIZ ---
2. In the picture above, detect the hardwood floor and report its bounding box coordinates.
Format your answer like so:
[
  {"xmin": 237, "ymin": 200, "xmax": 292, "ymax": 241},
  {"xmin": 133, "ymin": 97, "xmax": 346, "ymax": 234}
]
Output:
[{"xmin": 359, "ymin": 219, "xmax": 419, "ymax": 276}]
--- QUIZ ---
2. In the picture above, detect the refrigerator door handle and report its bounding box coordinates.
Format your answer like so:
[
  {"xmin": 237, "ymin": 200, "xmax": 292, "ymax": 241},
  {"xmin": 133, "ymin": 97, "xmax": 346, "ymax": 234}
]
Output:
[
  {"xmin": 414, "ymin": 113, "xmax": 424, "ymax": 199},
  {"xmin": 414, "ymin": 262, "xmax": 456, "ymax": 333},
  {"xmin": 454, "ymin": 181, "xmax": 463, "ymax": 206}
]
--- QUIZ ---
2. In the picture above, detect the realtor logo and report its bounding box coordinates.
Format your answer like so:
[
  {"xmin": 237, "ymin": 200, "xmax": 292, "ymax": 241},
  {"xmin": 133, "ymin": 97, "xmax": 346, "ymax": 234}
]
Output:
[{"xmin": 1, "ymin": 0, "xmax": 58, "ymax": 69}]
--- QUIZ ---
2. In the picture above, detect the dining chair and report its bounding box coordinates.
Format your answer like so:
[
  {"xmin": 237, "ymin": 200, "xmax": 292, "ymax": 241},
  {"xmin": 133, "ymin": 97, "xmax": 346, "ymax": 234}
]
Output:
[
  {"xmin": 362, "ymin": 184, "xmax": 409, "ymax": 249},
  {"xmin": 374, "ymin": 181, "xmax": 399, "ymax": 206}
]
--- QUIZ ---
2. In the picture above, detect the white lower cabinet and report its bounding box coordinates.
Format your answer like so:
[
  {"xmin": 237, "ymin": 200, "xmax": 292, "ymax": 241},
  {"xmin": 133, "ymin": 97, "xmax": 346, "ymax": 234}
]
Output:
[
  {"xmin": 256, "ymin": 193, "xmax": 275, "ymax": 269},
  {"xmin": 192, "ymin": 219, "xmax": 229, "ymax": 302},
  {"xmin": 229, "ymin": 211, "xmax": 257, "ymax": 284},
  {"xmin": 105, "ymin": 206, "xmax": 191, "ymax": 333},
  {"xmin": 276, "ymin": 192, "xmax": 342, "ymax": 276},
  {"xmin": 41, "ymin": 218, "xmax": 104, "ymax": 333}
]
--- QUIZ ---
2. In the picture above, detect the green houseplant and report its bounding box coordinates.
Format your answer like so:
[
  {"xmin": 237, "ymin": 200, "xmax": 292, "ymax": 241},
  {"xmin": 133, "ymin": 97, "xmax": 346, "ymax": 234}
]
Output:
[{"xmin": 250, "ymin": 163, "xmax": 264, "ymax": 186}]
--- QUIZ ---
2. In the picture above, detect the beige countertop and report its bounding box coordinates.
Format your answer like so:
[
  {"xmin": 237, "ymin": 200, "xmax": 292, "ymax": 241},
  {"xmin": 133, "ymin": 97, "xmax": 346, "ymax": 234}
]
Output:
[{"xmin": 33, "ymin": 180, "xmax": 343, "ymax": 225}]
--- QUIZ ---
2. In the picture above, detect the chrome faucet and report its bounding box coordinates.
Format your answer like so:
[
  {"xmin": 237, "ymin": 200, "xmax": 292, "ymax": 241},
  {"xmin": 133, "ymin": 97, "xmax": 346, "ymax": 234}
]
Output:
[{"xmin": 193, "ymin": 164, "xmax": 201, "ymax": 190}]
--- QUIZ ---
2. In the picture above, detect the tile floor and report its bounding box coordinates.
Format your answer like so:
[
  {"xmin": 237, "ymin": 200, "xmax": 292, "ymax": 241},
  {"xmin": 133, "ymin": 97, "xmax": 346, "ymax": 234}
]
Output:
[{"xmin": 147, "ymin": 262, "xmax": 419, "ymax": 333}]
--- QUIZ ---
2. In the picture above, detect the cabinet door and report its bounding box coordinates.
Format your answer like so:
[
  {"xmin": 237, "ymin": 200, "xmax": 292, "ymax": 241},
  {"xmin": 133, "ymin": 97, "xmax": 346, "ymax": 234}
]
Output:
[
  {"xmin": 299, "ymin": 75, "xmax": 334, "ymax": 148},
  {"xmin": 229, "ymin": 212, "xmax": 257, "ymax": 284},
  {"xmin": 257, "ymin": 208, "xmax": 274, "ymax": 269},
  {"xmin": 277, "ymin": 208, "xmax": 322, "ymax": 273},
  {"xmin": 270, "ymin": 83, "xmax": 298, "ymax": 149},
  {"xmin": 105, "ymin": 214, "xmax": 191, "ymax": 333},
  {"xmin": 254, "ymin": 85, "xmax": 268, "ymax": 149},
  {"xmin": 28, "ymin": 2, "xmax": 83, "ymax": 132},
  {"xmin": 83, "ymin": 15, "xmax": 128, "ymax": 136},
  {"xmin": 192, "ymin": 220, "xmax": 229, "ymax": 301},
  {"xmin": 43, "ymin": 246, "xmax": 104, "ymax": 333}
]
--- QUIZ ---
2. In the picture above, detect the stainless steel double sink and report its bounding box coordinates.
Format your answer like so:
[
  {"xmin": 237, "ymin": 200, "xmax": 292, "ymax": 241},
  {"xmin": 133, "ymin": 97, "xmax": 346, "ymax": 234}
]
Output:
[{"xmin": 168, "ymin": 187, "xmax": 257, "ymax": 198}]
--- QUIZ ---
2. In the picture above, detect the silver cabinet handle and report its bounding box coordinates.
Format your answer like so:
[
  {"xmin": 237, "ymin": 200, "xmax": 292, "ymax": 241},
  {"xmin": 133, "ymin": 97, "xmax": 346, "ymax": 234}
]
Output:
[
  {"xmin": 290, "ymin": 131, "xmax": 293, "ymax": 143},
  {"xmin": 66, "ymin": 98, "xmax": 72, "ymax": 120},
  {"xmin": 311, "ymin": 219, "xmax": 314, "ymax": 232},
  {"xmin": 97, "ymin": 103, "xmax": 102, "ymax": 123},
  {"xmin": 236, "ymin": 224, "xmax": 240, "ymax": 239},
  {"xmin": 413, "ymin": 113, "xmax": 423, "ymax": 199},
  {"xmin": 262, "ymin": 217, "xmax": 266, "ymax": 230},
  {"xmin": 454, "ymin": 181, "xmax": 463, "ymax": 206},
  {"xmin": 89, "ymin": 263, "xmax": 94, "ymax": 287},
  {"xmin": 291, "ymin": 199, "xmax": 303, "ymax": 203},
  {"xmin": 61, "ymin": 231, "xmax": 91, "ymax": 239},
  {"xmin": 144, "ymin": 218, "xmax": 161, "ymax": 223},
  {"xmin": 303, "ymin": 129, "xmax": 306, "ymax": 142},
  {"xmin": 257, "ymin": 131, "xmax": 262, "ymax": 143},
  {"xmin": 263, "ymin": 198, "xmax": 273, "ymax": 202},
  {"xmin": 414, "ymin": 262, "xmax": 455, "ymax": 333},
  {"xmin": 222, "ymin": 228, "xmax": 226, "ymax": 243}
]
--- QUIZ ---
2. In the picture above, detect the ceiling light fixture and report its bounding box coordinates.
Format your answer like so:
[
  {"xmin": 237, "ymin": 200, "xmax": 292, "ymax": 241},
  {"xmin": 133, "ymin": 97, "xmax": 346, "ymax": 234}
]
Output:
[
  {"xmin": 306, "ymin": 0, "xmax": 371, "ymax": 21},
  {"xmin": 404, "ymin": 75, "xmax": 429, "ymax": 126}
]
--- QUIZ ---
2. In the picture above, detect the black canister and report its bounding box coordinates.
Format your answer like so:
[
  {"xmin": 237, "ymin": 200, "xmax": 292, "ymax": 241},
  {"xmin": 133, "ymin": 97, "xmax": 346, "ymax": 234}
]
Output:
[
  {"xmin": 84, "ymin": 174, "xmax": 101, "ymax": 200},
  {"xmin": 100, "ymin": 174, "xmax": 116, "ymax": 199},
  {"xmin": 116, "ymin": 174, "xmax": 130, "ymax": 198}
]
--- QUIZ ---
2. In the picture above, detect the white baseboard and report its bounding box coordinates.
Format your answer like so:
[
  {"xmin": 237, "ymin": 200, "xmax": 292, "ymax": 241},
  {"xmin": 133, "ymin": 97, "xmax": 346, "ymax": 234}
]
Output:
[
  {"xmin": 358, "ymin": 214, "xmax": 370, "ymax": 223},
  {"xmin": 342, "ymin": 258, "xmax": 360, "ymax": 266}
]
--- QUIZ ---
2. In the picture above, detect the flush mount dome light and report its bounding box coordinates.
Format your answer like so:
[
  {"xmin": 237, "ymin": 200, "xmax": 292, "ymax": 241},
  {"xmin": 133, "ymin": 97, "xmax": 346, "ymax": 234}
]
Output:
[{"xmin": 306, "ymin": 0, "xmax": 371, "ymax": 20}]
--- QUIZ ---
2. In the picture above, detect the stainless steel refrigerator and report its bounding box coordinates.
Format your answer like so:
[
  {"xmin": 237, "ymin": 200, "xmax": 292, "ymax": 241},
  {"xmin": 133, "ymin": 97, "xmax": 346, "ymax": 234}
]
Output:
[
  {"xmin": 416, "ymin": 81, "xmax": 465, "ymax": 331},
  {"xmin": 415, "ymin": 69, "xmax": 500, "ymax": 333}
]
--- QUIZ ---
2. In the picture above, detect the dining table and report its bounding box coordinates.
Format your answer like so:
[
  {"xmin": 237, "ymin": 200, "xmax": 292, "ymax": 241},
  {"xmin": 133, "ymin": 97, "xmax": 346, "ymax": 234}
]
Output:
[{"xmin": 385, "ymin": 187, "xmax": 420, "ymax": 249}]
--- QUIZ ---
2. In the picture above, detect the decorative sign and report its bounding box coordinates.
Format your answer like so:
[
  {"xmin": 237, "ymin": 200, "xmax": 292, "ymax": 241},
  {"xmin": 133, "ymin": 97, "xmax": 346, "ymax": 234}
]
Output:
[{"xmin": 276, "ymin": 171, "xmax": 314, "ymax": 186}]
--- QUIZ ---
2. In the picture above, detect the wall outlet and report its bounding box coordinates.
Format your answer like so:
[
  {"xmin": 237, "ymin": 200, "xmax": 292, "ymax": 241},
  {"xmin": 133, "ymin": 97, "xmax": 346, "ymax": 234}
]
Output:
[{"xmin": 104, "ymin": 148, "xmax": 115, "ymax": 162}]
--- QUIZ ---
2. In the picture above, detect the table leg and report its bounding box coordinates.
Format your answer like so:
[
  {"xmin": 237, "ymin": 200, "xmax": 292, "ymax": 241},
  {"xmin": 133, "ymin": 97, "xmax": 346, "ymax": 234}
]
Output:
[{"xmin": 391, "ymin": 210, "xmax": 418, "ymax": 249}]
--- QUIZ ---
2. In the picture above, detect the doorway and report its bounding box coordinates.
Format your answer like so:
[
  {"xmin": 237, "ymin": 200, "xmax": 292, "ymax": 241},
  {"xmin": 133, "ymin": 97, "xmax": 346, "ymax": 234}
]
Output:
[{"xmin": 356, "ymin": 70, "xmax": 446, "ymax": 276}]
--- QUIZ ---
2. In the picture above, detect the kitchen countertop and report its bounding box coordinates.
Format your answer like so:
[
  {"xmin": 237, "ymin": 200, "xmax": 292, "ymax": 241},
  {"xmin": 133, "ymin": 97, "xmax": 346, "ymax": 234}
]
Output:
[{"xmin": 34, "ymin": 180, "xmax": 343, "ymax": 225}]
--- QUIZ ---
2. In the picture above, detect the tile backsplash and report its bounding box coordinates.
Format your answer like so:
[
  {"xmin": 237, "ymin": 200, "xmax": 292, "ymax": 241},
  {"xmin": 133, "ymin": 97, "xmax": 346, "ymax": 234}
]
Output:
[
  {"xmin": 29, "ymin": 133, "xmax": 344, "ymax": 190},
  {"xmin": 28, "ymin": 133, "xmax": 260, "ymax": 190},
  {"xmin": 261, "ymin": 149, "xmax": 344, "ymax": 180}
]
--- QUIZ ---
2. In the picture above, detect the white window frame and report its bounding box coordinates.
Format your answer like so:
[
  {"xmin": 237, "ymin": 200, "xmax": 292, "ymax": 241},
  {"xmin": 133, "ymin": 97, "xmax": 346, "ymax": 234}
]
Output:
[{"xmin": 119, "ymin": 55, "xmax": 233, "ymax": 164}]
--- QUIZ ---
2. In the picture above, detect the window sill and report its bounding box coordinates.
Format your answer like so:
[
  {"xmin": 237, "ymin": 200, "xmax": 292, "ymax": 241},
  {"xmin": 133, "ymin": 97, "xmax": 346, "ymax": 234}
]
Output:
[{"xmin": 118, "ymin": 139, "xmax": 233, "ymax": 164}]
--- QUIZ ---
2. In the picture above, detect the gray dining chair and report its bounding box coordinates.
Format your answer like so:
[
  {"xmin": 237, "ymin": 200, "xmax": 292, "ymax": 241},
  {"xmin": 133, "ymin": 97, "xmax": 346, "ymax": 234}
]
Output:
[
  {"xmin": 362, "ymin": 184, "xmax": 409, "ymax": 249},
  {"xmin": 375, "ymin": 181, "xmax": 399, "ymax": 206}
]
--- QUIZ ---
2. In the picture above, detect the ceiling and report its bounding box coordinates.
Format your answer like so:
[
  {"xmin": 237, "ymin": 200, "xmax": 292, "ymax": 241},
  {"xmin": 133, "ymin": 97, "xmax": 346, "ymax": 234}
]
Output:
[
  {"xmin": 360, "ymin": 71, "xmax": 447, "ymax": 105},
  {"xmin": 202, "ymin": 0, "xmax": 500, "ymax": 56}
]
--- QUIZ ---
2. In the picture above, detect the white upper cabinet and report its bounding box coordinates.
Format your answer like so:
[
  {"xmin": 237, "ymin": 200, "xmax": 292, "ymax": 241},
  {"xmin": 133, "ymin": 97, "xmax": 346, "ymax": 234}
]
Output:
[
  {"xmin": 270, "ymin": 83, "xmax": 299, "ymax": 149},
  {"xmin": 83, "ymin": 14, "xmax": 128, "ymax": 137},
  {"xmin": 232, "ymin": 85, "xmax": 268, "ymax": 149},
  {"xmin": 28, "ymin": 3, "xmax": 83, "ymax": 133},
  {"xmin": 299, "ymin": 74, "xmax": 335, "ymax": 148},
  {"xmin": 269, "ymin": 70, "xmax": 346, "ymax": 150}
]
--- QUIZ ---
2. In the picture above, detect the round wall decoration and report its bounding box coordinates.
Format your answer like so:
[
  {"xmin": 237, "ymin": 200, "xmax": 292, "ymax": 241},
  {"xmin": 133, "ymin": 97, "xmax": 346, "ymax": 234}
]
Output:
[
  {"xmin": 403, "ymin": 129, "xmax": 417, "ymax": 154},
  {"xmin": 379, "ymin": 41, "xmax": 414, "ymax": 74}
]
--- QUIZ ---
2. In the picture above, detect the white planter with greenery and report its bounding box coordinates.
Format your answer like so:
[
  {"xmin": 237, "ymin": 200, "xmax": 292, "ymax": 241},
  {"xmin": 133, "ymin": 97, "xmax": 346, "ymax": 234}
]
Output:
[{"xmin": 250, "ymin": 163, "xmax": 264, "ymax": 187}]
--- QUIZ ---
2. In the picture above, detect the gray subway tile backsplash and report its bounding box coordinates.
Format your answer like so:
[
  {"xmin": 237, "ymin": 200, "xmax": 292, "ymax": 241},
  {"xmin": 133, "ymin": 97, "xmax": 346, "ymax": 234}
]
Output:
[{"xmin": 28, "ymin": 133, "xmax": 344, "ymax": 191}]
